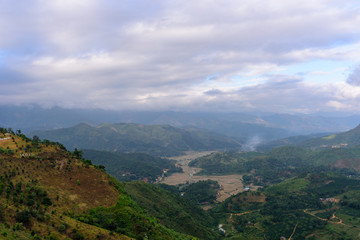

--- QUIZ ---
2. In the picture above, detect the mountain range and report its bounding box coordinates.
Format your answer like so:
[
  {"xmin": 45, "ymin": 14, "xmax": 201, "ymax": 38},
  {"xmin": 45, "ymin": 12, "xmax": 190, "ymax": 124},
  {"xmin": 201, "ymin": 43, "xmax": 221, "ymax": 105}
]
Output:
[
  {"xmin": 32, "ymin": 122, "xmax": 241, "ymax": 156},
  {"xmin": 259, "ymin": 124, "xmax": 360, "ymax": 151},
  {"xmin": 2, "ymin": 105, "xmax": 360, "ymax": 144}
]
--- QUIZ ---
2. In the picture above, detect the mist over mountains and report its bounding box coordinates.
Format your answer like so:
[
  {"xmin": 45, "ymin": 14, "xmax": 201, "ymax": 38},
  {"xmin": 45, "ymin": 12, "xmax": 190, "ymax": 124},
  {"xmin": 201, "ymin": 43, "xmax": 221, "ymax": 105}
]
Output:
[{"xmin": 2, "ymin": 106, "xmax": 360, "ymax": 146}]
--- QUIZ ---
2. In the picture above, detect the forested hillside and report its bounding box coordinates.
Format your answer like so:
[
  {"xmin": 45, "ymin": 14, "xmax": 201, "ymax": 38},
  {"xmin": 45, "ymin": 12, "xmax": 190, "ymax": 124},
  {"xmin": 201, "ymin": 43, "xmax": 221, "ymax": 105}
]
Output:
[
  {"xmin": 3, "ymin": 127, "xmax": 360, "ymax": 239},
  {"xmin": 32, "ymin": 123, "xmax": 241, "ymax": 156},
  {"xmin": 0, "ymin": 129, "xmax": 200, "ymax": 239},
  {"xmin": 83, "ymin": 149, "xmax": 182, "ymax": 182},
  {"xmin": 190, "ymin": 146, "xmax": 360, "ymax": 186},
  {"xmin": 212, "ymin": 172, "xmax": 360, "ymax": 239}
]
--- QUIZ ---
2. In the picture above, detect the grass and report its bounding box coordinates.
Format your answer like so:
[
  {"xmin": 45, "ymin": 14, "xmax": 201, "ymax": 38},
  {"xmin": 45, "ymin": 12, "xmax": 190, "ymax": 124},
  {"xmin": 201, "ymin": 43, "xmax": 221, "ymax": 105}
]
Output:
[
  {"xmin": 265, "ymin": 177, "xmax": 309, "ymax": 193},
  {"xmin": 0, "ymin": 224, "xmax": 33, "ymax": 240},
  {"xmin": 322, "ymin": 134, "xmax": 337, "ymax": 140}
]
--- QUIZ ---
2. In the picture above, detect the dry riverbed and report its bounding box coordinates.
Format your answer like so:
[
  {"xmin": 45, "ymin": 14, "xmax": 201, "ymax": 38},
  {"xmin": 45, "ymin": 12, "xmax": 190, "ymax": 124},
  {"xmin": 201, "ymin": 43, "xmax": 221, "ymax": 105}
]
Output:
[{"xmin": 161, "ymin": 151, "xmax": 246, "ymax": 202}]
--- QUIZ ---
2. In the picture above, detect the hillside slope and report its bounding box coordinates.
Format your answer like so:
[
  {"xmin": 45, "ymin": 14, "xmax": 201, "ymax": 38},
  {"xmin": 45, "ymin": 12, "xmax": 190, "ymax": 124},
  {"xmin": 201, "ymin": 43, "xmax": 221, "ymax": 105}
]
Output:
[
  {"xmin": 298, "ymin": 124, "xmax": 360, "ymax": 149},
  {"xmin": 0, "ymin": 129, "xmax": 197, "ymax": 239},
  {"xmin": 3, "ymin": 106, "xmax": 360, "ymax": 138},
  {"xmin": 32, "ymin": 122, "xmax": 242, "ymax": 156},
  {"xmin": 213, "ymin": 172, "xmax": 360, "ymax": 239},
  {"xmin": 82, "ymin": 149, "xmax": 182, "ymax": 182},
  {"xmin": 123, "ymin": 181, "xmax": 221, "ymax": 239}
]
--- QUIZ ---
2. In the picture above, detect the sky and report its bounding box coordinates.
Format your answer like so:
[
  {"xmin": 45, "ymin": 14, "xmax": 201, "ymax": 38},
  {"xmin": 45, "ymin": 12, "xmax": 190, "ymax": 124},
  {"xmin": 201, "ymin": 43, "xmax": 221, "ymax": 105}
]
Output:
[{"xmin": 1, "ymin": 0, "xmax": 360, "ymax": 114}]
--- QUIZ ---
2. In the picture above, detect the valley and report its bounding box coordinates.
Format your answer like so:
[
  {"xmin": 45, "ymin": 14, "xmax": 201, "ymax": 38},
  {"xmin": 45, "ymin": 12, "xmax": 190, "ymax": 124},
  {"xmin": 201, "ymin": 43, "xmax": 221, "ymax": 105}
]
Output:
[
  {"xmin": 161, "ymin": 151, "xmax": 247, "ymax": 202},
  {"xmin": 2, "ymin": 122, "xmax": 360, "ymax": 239},
  {"xmin": 2, "ymin": 2, "xmax": 360, "ymax": 239}
]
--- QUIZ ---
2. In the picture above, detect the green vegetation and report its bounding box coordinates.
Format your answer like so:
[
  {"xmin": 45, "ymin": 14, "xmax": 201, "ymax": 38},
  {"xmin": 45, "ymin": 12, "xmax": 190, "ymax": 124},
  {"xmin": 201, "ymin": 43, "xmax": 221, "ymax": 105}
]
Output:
[
  {"xmin": 190, "ymin": 150, "xmax": 307, "ymax": 186},
  {"xmin": 298, "ymin": 124, "xmax": 360, "ymax": 149},
  {"xmin": 322, "ymin": 134, "xmax": 336, "ymax": 140},
  {"xmin": 32, "ymin": 122, "xmax": 241, "ymax": 156},
  {"xmin": 76, "ymin": 183, "xmax": 195, "ymax": 240},
  {"xmin": 123, "ymin": 181, "xmax": 221, "ymax": 239},
  {"xmin": 4, "ymin": 125, "xmax": 360, "ymax": 239},
  {"xmin": 258, "ymin": 124, "xmax": 360, "ymax": 152},
  {"xmin": 180, "ymin": 180, "xmax": 220, "ymax": 205},
  {"xmin": 212, "ymin": 172, "xmax": 360, "ymax": 239},
  {"xmin": 189, "ymin": 152, "xmax": 263, "ymax": 175},
  {"xmin": 265, "ymin": 177, "xmax": 309, "ymax": 193},
  {"xmin": 83, "ymin": 149, "xmax": 182, "ymax": 182},
  {"xmin": 0, "ymin": 130, "xmax": 201, "ymax": 239},
  {"xmin": 190, "ymin": 145, "xmax": 360, "ymax": 186},
  {"xmin": 257, "ymin": 133, "xmax": 330, "ymax": 152}
]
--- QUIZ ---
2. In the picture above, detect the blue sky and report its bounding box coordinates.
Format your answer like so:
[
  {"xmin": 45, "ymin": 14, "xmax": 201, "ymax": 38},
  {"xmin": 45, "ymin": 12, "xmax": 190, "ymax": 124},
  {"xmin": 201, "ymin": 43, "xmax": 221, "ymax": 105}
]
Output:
[{"xmin": 1, "ymin": 0, "xmax": 360, "ymax": 113}]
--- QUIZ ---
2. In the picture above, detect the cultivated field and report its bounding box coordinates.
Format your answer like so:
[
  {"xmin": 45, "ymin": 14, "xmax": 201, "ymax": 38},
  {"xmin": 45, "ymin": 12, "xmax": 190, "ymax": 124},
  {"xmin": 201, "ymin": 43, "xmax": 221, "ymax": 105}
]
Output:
[{"xmin": 161, "ymin": 151, "xmax": 246, "ymax": 202}]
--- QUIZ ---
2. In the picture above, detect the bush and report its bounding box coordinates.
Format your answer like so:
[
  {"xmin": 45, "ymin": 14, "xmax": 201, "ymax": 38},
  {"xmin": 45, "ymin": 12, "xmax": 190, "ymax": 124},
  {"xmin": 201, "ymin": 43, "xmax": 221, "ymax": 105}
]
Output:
[
  {"xmin": 72, "ymin": 230, "xmax": 85, "ymax": 240},
  {"xmin": 0, "ymin": 206, "xmax": 3, "ymax": 221},
  {"xmin": 16, "ymin": 210, "xmax": 30, "ymax": 224}
]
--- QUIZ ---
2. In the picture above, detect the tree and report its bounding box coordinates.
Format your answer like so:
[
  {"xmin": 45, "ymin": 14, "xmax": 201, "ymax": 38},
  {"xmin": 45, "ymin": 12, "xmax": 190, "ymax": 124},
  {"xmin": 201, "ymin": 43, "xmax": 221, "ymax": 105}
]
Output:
[
  {"xmin": 32, "ymin": 135, "xmax": 40, "ymax": 142},
  {"xmin": 73, "ymin": 148, "xmax": 83, "ymax": 159},
  {"xmin": 16, "ymin": 210, "xmax": 30, "ymax": 224},
  {"xmin": 0, "ymin": 205, "xmax": 4, "ymax": 221}
]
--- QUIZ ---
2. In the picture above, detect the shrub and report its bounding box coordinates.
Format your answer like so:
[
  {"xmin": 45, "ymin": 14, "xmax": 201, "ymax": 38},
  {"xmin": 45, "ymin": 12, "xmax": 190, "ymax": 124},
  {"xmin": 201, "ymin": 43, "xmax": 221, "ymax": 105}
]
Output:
[{"xmin": 16, "ymin": 210, "xmax": 30, "ymax": 224}]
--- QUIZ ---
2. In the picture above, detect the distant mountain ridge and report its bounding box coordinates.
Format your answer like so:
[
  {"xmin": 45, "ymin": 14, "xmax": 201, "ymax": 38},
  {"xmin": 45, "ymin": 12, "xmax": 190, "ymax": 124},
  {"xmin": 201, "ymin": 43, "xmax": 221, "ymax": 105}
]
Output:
[
  {"xmin": 2, "ymin": 105, "xmax": 360, "ymax": 143},
  {"xmin": 32, "ymin": 122, "xmax": 242, "ymax": 156}
]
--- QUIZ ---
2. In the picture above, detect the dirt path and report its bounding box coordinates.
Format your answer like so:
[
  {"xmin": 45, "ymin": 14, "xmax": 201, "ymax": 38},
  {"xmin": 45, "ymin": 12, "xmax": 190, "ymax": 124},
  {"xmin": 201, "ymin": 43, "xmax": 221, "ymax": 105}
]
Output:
[
  {"xmin": 229, "ymin": 211, "xmax": 254, "ymax": 219},
  {"xmin": 161, "ymin": 151, "xmax": 245, "ymax": 202},
  {"xmin": 330, "ymin": 213, "xmax": 343, "ymax": 224},
  {"xmin": 303, "ymin": 209, "xmax": 344, "ymax": 225},
  {"xmin": 288, "ymin": 223, "xmax": 298, "ymax": 240}
]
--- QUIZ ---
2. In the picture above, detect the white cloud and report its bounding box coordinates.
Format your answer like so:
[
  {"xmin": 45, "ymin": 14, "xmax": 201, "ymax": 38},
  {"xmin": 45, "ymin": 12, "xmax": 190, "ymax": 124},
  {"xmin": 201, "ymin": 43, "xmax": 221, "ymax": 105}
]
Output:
[
  {"xmin": 347, "ymin": 65, "xmax": 360, "ymax": 86},
  {"xmin": 0, "ymin": 0, "xmax": 360, "ymax": 113}
]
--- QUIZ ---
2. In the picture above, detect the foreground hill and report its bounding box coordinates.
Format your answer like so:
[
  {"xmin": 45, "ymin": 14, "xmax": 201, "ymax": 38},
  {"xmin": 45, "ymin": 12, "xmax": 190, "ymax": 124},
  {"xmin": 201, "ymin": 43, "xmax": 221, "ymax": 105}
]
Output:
[
  {"xmin": 213, "ymin": 172, "xmax": 360, "ymax": 239},
  {"xmin": 123, "ymin": 181, "xmax": 221, "ymax": 239},
  {"xmin": 32, "ymin": 122, "xmax": 241, "ymax": 156},
  {"xmin": 0, "ymin": 129, "xmax": 201, "ymax": 239}
]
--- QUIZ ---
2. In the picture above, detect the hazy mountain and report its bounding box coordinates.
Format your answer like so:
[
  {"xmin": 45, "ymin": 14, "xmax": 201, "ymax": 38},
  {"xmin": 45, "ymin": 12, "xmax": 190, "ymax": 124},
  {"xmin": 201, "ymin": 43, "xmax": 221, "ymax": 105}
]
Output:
[
  {"xmin": 257, "ymin": 132, "xmax": 331, "ymax": 152},
  {"xmin": 32, "ymin": 122, "xmax": 242, "ymax": 156},
  {"xmin": 297, "ymin": 124, "xmax": 360, "ymax": 149},
  {"xmin": 2, "ymin": 105, "xmax": 360, "ymax": 143}
]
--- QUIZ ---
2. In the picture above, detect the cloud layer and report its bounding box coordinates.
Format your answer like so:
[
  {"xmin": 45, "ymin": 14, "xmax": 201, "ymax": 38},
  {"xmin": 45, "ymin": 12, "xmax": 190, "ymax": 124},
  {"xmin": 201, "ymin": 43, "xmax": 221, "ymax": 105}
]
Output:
[{"xmin": 1, "ymin": 0, "xmax": 360, "ymax": 113}]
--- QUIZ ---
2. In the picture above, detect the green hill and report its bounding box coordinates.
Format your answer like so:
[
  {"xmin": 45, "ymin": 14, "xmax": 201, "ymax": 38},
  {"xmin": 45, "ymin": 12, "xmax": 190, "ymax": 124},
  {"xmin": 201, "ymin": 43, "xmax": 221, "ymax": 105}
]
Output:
[
  {"xmin": 32, "ymin": 122, "xmax": 242, "ymax": 156},
  {"xmin": 123, "ymin": 181, "xmax": 221, "ymax": 239},
  {"xmin": 0, "ymin": 128, "xmax": 202, "ymax": 239},
  {"xmin": 82, "ymin": 149, "xmax": 182, "ymax": 182},
  {"xmin": 4, "ymin": 127, "xmax": 360, "ymax": 239},
  {"xmin": 190, "ymin": 146, "xmax": 360, "ymax": 187},
  {"xmin": 213, "ymin": 172, "xmax": 360, "ymax": 239},
  {"xmin": 257, "ymin": 132, "xmax": 330, "ymax": 152},
  {"xmin": 298, "ymin": 124, "xmax": 360, "ymax": 149}
]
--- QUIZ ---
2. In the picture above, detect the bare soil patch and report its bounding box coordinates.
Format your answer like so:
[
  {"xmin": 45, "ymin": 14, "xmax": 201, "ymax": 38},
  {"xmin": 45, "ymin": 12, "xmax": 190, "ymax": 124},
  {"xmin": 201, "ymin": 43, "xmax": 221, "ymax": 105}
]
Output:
[{"xmin": 162, "ymin": 151, "xmax": 246, "ymax": 202}]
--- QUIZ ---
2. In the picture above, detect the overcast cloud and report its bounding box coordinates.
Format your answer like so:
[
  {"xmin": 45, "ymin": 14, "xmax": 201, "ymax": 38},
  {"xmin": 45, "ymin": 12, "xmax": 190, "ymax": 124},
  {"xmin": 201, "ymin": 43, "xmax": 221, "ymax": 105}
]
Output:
[{"xmin": 1, "ymin": 0, "xmax": 360, "ymax": 113}]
